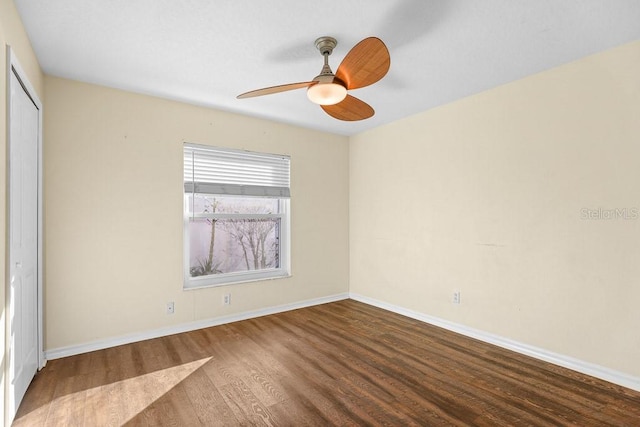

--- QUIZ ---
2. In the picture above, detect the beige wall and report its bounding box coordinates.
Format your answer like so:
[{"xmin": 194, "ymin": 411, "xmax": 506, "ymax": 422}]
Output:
[
  {"xmin": 1, "ymin": 0, "xmax": 44, "ymax": 423},
  {"xmin": 43, "ymin": 77, "xmax": 349, "ymax": 350},
  {"xmin": 350, "ymin": 41, "xmax": 640, "ymax": 377}
]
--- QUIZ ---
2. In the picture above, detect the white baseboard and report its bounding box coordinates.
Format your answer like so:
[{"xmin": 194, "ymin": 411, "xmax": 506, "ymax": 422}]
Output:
[
  {"xmin": 45, "ymin": 293, "xmax": 349, "ymax": 361},
  {"xmin": 350, "ymin": 293, "xmax": 640, "ymax": 392}
]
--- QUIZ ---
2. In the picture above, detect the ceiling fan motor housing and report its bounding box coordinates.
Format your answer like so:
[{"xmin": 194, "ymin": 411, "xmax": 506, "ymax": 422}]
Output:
[{"xmin": 314, "ymin": 36, "xmax": 338, "ymax": 56}]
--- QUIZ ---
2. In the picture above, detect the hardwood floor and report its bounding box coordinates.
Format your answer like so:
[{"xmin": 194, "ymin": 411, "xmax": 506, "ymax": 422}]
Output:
[{"xmin": 15, "ymin": 300, "xmax": 640, "ymax": 426}]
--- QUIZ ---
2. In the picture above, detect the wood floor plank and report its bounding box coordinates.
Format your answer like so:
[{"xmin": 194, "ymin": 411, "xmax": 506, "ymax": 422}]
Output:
[
  {"xmin": 15, "ymin": 299, "xmax": 640, "ymax": 426},
  {"xmin": 180, "ymin": 368, "xmax": 236, "ymax": 426},
  {"xmin": 43, "ymin": 373, "xmax": 89, "ymax": 427}
]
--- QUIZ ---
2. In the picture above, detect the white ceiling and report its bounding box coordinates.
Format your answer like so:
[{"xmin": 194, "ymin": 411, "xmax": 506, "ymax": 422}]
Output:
[{"xmin": 14, "ymin": 0, "xmax": 640, "ymax": 136}]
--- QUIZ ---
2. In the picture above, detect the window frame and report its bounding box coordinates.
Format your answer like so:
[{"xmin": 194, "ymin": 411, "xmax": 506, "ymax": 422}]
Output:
[{"xmin": 183, "ymin": 144, "xmax": 291, "ymax": 290}]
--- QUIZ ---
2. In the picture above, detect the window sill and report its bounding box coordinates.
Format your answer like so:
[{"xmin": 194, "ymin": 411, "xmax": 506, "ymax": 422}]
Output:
[{"xmin": 183, "ymin": 270, "xmax": 292, "ymax": 290}]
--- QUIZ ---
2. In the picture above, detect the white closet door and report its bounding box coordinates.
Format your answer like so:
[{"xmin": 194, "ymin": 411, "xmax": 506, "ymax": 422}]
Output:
[{"xmin": 8, "ymin": 68, "xmax": 40, "ymax": 418}]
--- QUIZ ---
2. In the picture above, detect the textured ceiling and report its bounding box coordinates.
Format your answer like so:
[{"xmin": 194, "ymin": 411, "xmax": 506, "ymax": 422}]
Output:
[{"xmin": 14, "ymin": 0, "xmax": 640, "ymax": 136}]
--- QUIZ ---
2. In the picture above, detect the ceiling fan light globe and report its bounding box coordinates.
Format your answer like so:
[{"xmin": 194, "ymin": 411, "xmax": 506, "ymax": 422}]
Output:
[{"xmin": 307, "ymin": 83, "xmax": 347, "ymax": 105}]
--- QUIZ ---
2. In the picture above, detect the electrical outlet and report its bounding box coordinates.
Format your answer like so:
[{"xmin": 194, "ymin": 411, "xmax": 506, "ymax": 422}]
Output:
[
  {"xmin": 223, "ymin": 293, "xmax": 231, "ymax": 305},
  {"xmin": 166, "ymin": 301, "xmax": 175, "ymax": 314},
  {"xmin": 453, "ymin": 291, "xmax": 461, "ymax": 304}
]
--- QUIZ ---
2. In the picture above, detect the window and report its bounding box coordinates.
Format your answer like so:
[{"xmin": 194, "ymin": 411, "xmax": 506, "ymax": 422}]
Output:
[{"xmin": 183, "ymin": 143, "xmax": 290, "ymax": 288}]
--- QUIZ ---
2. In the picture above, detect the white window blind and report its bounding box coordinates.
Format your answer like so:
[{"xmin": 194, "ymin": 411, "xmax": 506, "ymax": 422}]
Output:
[{"xmin": 184, "ymin": 143, "xmax": 290, "ymax": 198}]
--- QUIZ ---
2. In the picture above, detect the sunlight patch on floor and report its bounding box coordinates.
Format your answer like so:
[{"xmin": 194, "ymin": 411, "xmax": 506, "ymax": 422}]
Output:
[{"xmin": 16, "ymin": 357, "xmax": 212, "ymax": 425}]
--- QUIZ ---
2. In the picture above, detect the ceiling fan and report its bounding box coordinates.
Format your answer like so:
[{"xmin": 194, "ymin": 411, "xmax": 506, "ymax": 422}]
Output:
[{"xmin": 237, "ymin": 36, "xmax": 390, "ymax": 121}]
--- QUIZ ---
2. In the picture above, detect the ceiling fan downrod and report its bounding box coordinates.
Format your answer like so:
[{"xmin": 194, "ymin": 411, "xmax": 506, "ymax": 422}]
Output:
[{"xmin": 315, "ymin": 36, "xmax": 338, "ymax": 76}]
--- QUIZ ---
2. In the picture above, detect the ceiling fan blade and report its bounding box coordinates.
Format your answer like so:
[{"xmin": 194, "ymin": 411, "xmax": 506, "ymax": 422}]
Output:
[
  {"xmin": 237, "ymin": 81, "xmax": 315, "ymax": 99},
  {"xmin": 336, "ymin": 37, "xmax": 390, "ymax": 90},
  {"xmin": 321, "ymin": 95, "xmax": 374, "ymax": 121}
]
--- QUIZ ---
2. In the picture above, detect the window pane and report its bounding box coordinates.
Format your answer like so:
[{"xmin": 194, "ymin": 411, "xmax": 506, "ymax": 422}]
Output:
[
  {"xmin": 187, "ymin": 194, "xmax": 280, "ymax": 215},
  {"xmin": 189, "ymin": 217, "xmax": 281, "ymax": 277}
]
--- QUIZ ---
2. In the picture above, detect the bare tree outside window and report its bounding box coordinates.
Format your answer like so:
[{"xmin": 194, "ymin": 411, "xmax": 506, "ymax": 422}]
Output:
[
  {"xmin": 189, "ymin": 198, "xmax": 221, "ymax": 277},
  {"xmin": 188, "ymin": 195, "xmax": 281, "ymax": 278},
  {"xmin": 222, "ymin": 216, "xmax": 279, "ymax": 271}
]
